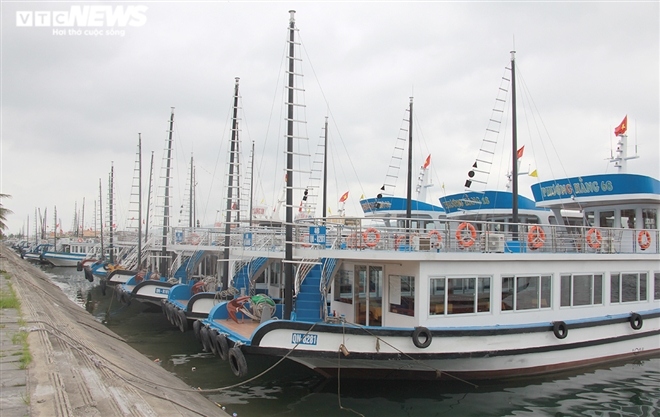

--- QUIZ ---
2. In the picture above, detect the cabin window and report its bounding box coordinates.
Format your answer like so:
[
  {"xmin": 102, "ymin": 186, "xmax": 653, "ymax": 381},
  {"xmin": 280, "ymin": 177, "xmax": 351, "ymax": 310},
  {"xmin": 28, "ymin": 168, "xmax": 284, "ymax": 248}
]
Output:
[
  {"xmin": 611, "ymin": 272, "xmax": 648, "ymax": 303},
  {"xmin": 388, "ymin": 275, "xmax": 415, "ymax": 316},
  {"xmin": 621, "ymin": 209, "xmax": 636, "ymax": 229},
  {"xmin": 599, "ymin": 211, "xmax": 615, "ymax": 228},
  {"xmin": 502, "ymin": 275, "xmax": 551, "ymax": 311},
  {"xmin": 333, "ymin": 268, "xmax": 353, "ymax": 304},
  {"xmin": 429, "ymin": 276, "xmax": 490, "ymax": 315},
  {"xmin": 585, "ymin": 211, "xmax": 595, "ymax": 227},
  {"xmin": 560, "ymin": 273, "xmax": 603, "ymax": 307},
  {"xmin": 655, "ymin": 272, "xmax": 660, "ymax": 300},
  {"xmin": 643, "ymin": 209, "xmax": 657, "ymax": 229}
]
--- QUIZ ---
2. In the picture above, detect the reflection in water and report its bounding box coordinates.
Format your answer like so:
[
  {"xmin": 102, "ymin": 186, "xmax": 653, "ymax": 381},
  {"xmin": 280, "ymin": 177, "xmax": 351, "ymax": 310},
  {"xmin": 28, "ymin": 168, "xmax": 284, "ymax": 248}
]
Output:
[{"xmin": 44, "ymin": 265, "xmax": 660, "ymax": 417}]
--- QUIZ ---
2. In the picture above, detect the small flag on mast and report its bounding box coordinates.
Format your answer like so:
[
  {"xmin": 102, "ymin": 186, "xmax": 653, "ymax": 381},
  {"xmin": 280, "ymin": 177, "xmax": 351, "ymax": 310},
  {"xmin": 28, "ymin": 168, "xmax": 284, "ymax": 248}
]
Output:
[
  {"xmin": 422, "ymin": 154, "xmax": 431, "ymax": 169},
  {"xmin": 614, "ymin": 115, "xmax": 627, "ymax": 136},
  {"xmin": 339, "ymin": 191, "xmax": 349, "ymax": 203},
  {"xmin": 529, "ymin": 169, "xmax": 538, "ymax": 178},
  {"xmin": 516, "ymin": 146, "xmax": 525, "ymax": 159}
]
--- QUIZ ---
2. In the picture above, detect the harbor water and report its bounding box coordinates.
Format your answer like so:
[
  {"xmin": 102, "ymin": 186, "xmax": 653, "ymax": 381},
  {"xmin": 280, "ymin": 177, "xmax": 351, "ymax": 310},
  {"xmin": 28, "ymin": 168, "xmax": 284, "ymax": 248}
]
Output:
[{"xmin": 44, "ymin": 266, "xmax": 659, "ymax": 417}]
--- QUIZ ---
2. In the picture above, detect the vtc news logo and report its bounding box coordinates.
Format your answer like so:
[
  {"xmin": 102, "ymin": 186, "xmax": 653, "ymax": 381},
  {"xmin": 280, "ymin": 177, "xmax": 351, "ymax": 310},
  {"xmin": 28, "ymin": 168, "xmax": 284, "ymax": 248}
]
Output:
[{"xmin": 16, "ymin": 5, "xmax": 148, "ymax": 27}]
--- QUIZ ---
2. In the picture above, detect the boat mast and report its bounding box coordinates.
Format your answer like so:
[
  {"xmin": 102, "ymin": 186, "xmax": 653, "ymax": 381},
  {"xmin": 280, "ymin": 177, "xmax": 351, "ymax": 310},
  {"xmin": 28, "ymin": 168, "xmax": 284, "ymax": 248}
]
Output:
[
  {"xmin": 53, "ymin": 206, "xmax": 57, "ymax": 249},
  {"xmin": 160, "ymin": 108, "xmax": 175, "ymax": 276},
  {"xmin": 249, "ymin": 141, "xmax": 255, "ymax": 226},
  {"xmin": 322, "ymin": 116, "xmax": 328, "ymax": 222},
  {"xmin": 99, "ymin": 178, "xmax": 104, "ymax": 259},
  {"xmin": 145, "ymin": 151, "xmax": 154, "ymax": 243},
  {"xmin": 189, "ymin": 154, "xmax": 194, "ymax": 228},
  {"xmin": 109, "ymin": 163, "xmax": 115, "ymax": 264},
  {"xmin": 284, "ymin": 10, "xmax": 296, "ymax": 320},
  {"xmin": 222, "ymin": 77, "xmax": 241, "ymax": 290},
  {"xmin": 137, "ymin": 133, "xmax": 143, "ymax": 268},
  {"xmin": 510, "ymin": 51, "xmax": 519, "ymax": 239},
  {"xmin": 405, "ymin": 97, "xmax": 413, "ymax": 234}
]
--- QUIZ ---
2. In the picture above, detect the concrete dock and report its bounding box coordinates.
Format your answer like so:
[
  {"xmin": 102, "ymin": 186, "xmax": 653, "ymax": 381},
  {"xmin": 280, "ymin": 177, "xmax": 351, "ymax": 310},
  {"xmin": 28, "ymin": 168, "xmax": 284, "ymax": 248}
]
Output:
[{"xmin": 0, "ymin": 245, "xmax": 228, "ymax": 417}]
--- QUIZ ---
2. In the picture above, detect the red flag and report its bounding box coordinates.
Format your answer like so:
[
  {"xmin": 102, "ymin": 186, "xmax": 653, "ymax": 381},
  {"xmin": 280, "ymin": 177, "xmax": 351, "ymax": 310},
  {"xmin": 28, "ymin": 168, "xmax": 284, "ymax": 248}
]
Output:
[
  {"xmin": 614, "ymin": 115, "xmax": 627, "ymax": 136},
  {"xmin": 516, "ymin": 146, "xmax": 524, "ymax": 159},
  {"xmin": 339, "ymin": 191, "xmax": 349, "ymax": 203},
  {"xmin": 422, "ymin": 154, "xmax": 431, "ymax": 169}
]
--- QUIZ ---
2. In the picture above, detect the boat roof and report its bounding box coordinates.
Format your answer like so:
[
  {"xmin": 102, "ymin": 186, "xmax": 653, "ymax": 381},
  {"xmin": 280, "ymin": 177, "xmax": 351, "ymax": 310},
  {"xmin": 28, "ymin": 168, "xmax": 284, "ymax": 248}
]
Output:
[
  {"xmin": 439, "ymin": 190, "xmax": 542, "ymax": 215},
  {"xmin": 531, "ymin": 173, "xmax": 660, "ymax": 210},
  {"xmin": 360, "ymin": 196, "xmax": 446, "ymax": 215}
]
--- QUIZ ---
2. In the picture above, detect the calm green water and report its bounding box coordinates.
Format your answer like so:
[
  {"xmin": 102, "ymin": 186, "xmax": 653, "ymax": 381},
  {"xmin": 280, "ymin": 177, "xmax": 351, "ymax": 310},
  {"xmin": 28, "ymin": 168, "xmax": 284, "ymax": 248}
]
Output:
[{"xmin": 46, "ymin": 266, "xmax": 660, "ymax": 417}]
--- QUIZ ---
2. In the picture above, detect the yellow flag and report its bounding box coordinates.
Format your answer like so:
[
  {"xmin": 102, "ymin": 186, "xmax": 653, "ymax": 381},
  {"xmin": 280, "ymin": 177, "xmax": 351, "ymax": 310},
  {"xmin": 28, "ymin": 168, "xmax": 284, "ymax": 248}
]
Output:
[
  {"xmin": 529, "ymin": 169, "xmax": 538, "ymax": 178},
  {"xmin": 328, "ymin": 207, "xmax": 332, "ymax": 214},
  {"xmin": 360, "ymin": 194, "xmax": 365, "ymax": 200}
]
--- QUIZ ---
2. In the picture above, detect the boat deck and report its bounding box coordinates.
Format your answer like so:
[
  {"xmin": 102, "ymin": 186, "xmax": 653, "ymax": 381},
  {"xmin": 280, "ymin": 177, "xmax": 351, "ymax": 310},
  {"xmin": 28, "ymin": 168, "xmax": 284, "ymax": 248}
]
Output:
[{"xmin": 213, "ymin": 318, "xmax": 260, "ymax": 339}]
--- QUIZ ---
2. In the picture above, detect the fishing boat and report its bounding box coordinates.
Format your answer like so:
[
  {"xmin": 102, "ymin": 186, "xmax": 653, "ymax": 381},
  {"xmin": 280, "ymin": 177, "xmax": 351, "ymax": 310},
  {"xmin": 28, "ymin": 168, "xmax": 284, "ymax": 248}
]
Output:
[
  {"xmin": 41, "ymin": 239, "xmax": 99, "ymax": 267},
  {"xmin": 193, "ymin": 17, "xmax": 659, "ymax": 380}
]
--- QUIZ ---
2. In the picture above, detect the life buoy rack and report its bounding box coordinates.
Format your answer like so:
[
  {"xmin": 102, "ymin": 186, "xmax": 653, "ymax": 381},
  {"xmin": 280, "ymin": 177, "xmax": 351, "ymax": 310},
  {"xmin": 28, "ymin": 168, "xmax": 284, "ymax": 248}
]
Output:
[
  {"xmin": 630, "ymin": 313, "xmax": 643, "ymax": 330},
  {"xmin": 428, "ymin": 230, "xmax": 443, "ymax": 248},
  {"xmin": 228, "ymin": 346, "xmax": 248, "ymax": 377},
  {"xmin": 456, "ymin": 222, "xmax": 477, "ymax": 248},
  {"xmin": 638, "ymin": 230, "xmax": 651, "ymax": 250},
  {"xmin": 216, "ymin": 333, "xmax": 229, "ymax": 360},
  {"xmin": 552, "ymin": 321, "xmax": 568, "ymax": 339},
  {"xmin": 412, "ymin": 326, "xmax": 432, "ymax": 348},
  {"xmin": 527, "ymin": 225, "xmax": 546, "ymax": 250},
  {"xmin": 363, "ymin": 228, "xmax": 381, "ymax": 248},
  {"xmin": 586, "ymin": 228, "xmax": 602, "ymax": 249}
]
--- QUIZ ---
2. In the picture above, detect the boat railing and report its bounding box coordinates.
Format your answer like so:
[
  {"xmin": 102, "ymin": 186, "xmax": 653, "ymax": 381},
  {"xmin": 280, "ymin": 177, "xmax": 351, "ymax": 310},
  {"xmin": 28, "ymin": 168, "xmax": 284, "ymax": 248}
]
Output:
[{"xmin": 290, "ymin": 217, "xmax": 658, "ymax": 255}]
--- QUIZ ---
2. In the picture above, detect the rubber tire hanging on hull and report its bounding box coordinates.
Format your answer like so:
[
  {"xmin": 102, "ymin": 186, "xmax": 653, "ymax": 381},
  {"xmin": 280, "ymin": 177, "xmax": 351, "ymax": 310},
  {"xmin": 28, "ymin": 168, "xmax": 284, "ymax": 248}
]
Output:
[
  {"xmin": 553, "ymin": 321, "xmax": 568, "ymax": 339},
  {"xmin": 216, "ymin": 333, "xmax": 229, "ymax": 360},
  {"xmin": 200, "ymin": 326, "xmax": 211, "ymax": 353},
  {"xmin": 84, "ymin": 267, "xmax": 94, "ymax": 283},
  {"xmin": 412, "ymin": 327, "xmax": 432, "ymax": 348},
  {"xmin": 228, "ymin": 347, "xmax": 248, "ymax": 377},
  {"xmin": 193, "ymin": 320, "xmax": 202, "ymax": 341},
  {"xmin": 177, "ymin": 310, "xmax": 189, "ymax": 332},
  {"xmin": 630, "ymin": 313, "xmax": 643, "ymax": 330}
]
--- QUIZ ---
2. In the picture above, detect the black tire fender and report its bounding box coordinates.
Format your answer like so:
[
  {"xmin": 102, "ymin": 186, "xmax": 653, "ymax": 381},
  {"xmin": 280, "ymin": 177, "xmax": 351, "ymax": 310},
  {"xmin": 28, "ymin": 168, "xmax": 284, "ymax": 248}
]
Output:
[
  {"xmin": 553, "ymin": 321, "xmax": 568, "ymax": 339},
  {"xmin": 193, "ymin": 320, "xmax": 202, "ymax": 341},
  {"xmin": 216, "ymin": 333, "xmax": 229, "ymax": 361},
  {"xmin": 412, "ymin": 326, "xmax": 432, "ymax": 349},
  {"xmin": 228, "ymin": 346, "xmax": 248, "ymax": 377},
  {"xmin": 630, "ymin": 313, "xmax": 643, "ymax": 330},
  {"xmin": 177, "ymin": 309, "xmax": 189, "ymax": 332}
]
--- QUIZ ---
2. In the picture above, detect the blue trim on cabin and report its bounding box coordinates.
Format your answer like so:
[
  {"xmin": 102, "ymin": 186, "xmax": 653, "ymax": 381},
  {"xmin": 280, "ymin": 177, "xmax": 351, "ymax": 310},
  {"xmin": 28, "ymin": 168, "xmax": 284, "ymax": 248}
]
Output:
[{"xmin": 531, "ymin": 173, "xmax": 660, "ymax": 204}]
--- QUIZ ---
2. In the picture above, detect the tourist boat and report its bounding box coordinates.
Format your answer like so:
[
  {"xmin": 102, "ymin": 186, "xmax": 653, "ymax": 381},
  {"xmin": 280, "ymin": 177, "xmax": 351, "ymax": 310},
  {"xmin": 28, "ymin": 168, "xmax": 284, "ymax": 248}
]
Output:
[
  {"xmin": 192, "ymin": 15, "xmax": 659, "ymax": 380},
  {"xmin": 41, "ymin": 239, "xmax": 99, "ymax": 267}
]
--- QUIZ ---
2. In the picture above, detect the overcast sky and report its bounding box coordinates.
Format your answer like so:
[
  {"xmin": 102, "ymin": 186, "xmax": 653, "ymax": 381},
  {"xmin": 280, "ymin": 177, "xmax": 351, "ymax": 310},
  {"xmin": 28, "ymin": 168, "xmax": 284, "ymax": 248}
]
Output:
[{"xmin": 2, "ymin": 1, "xmax": 658, "ymax": 236}]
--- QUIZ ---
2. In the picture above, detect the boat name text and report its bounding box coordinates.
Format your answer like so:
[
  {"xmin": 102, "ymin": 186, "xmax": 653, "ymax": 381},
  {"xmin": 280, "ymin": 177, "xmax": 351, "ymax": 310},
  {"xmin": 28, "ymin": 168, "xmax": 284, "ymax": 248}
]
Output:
[
  {"xmin": 442, "ymin": 196, "xmax": 491, "ymax": 210},
  {"xmin": 540, "ymin": 179, "xmax": 614, "ymax": 199}
]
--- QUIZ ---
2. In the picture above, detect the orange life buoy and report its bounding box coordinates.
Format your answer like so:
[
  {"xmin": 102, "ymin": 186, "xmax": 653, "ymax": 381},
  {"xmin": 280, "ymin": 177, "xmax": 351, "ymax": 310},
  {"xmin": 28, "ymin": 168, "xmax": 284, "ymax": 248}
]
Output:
[
  {"xmin": 586, "ymin": 228, "xmax": 602, "ymax": 249},
  {"xmin": 363, "ymin": 228, "xmax": 381, "ymax": 248},
  {"xmin": 300, "ymin": 233, "xmax": 311, "ymax": 248},
  {"xmin": 527, "ymin": 225, "xmax": 546, "ymax": 250},
  {"xmin": 428, "ymin": 230, "xmax": 443, "ymax": 248},
  {"xmin": 346, "ymin": 232, "xmax": 363, "ymax": 249},
  {"xmin": 394, "ymin": 235, "xmax": 407, "ymax": 250},
  {"xmin": 78, "ymin": 238, "xmax": 83, "ymax": 243},
  {"xmin": 638, "ymin": 230, "xmax": 651, "ymax": 250},
  {"xmin": 188, "ymin": 233, "xmax": 201, "ymax": 245},
  {"xmin": 456, "ymin": 222, "xmax": 477, "ymax": 248}
]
